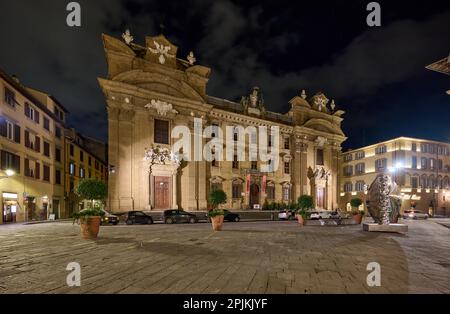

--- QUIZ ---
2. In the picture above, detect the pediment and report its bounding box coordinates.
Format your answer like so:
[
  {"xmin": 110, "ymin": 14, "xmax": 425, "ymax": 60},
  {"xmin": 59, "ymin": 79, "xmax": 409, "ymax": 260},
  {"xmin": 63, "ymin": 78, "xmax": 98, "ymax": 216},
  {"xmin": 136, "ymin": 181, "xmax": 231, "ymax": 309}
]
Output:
[{"xmin": 303, "ymin": 118, "xmax": 344, "ymax": 136}]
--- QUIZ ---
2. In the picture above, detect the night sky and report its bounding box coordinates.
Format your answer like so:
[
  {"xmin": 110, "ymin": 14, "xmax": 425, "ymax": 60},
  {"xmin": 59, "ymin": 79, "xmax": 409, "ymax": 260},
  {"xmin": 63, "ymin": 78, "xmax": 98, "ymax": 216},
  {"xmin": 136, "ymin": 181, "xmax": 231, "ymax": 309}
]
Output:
[{"xmin": 0, "ymin": 0, "xmax": 449, "ymax": 150}]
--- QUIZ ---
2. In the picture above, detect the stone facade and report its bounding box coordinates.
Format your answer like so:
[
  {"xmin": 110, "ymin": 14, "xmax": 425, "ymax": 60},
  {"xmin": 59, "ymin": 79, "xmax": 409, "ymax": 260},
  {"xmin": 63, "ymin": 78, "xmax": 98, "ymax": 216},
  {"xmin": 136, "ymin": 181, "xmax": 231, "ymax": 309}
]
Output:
[
  {"xmin": 98, "ymin": 32, "xmax": 347, "ymax": 213},
  {"xmin": 339, "ymin": 137, "xmax": 450, "ymax": 217}
]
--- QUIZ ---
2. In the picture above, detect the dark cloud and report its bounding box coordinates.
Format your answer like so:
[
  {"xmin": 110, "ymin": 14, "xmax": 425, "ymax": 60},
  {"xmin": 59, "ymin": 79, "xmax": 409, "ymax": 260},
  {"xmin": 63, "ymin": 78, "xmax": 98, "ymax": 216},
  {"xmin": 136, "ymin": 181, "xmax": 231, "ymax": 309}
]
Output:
[{"xmin": 0, "ymin": 0, "xmax": 449, "ymax": 148}]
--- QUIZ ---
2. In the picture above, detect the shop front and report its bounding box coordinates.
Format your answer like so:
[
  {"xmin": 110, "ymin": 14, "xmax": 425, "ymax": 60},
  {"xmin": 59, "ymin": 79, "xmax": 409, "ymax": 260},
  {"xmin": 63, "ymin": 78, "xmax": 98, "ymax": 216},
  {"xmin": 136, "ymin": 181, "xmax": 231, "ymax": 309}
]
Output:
[{"xmin": 2, "ymin": 192, "xmax": 19, "ymax": 223}]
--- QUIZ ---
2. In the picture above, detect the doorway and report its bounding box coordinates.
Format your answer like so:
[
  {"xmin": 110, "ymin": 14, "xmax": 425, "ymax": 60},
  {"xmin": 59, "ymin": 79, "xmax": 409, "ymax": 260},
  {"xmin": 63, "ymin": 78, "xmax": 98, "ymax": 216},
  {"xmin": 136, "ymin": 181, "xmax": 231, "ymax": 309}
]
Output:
[
  {"xmin": 249, "ymin": 184, "xmax": 260, "ymax": 209},
  {"xmin": 154, "ymin": 176, "xmax": 170, "ymax": 209},
  {"xmin": 316, "ymin": 188, "xmax": 325, "ymax": 209}
]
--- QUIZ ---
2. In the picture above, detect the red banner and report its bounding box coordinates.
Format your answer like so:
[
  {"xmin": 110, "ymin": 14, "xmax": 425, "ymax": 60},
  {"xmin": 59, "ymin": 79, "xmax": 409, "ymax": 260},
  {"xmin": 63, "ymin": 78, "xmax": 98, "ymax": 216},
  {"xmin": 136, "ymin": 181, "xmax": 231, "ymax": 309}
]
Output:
[
  {"xmin": 246, "ymin": 174, "xmax": 251, "ymax": 194},
  {"xmin": 262, "ymin": 175, "xmax": 267, "ymax": 195}
]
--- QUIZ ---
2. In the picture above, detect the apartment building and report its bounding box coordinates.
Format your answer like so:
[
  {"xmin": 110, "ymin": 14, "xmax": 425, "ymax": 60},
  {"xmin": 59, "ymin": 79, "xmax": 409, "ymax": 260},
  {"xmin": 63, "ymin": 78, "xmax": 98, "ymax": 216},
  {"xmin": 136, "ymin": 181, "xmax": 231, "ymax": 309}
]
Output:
[
  {"xmin": 339, "ymin": 137, "xmax": 450, "ymax": 217},
  {"xmin": 65, "ymin": 129, "xmax": 108, "ymax": 217},
  {"xmin": 0, "ymin": 69, "xmax": 67, "ymax": 223}
]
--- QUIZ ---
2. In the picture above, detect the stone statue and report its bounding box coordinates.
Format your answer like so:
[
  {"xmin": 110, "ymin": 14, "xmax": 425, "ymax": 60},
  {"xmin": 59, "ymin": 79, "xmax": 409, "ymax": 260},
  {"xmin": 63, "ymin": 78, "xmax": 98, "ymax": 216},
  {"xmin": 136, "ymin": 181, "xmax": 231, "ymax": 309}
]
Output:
[
  {"xmin": 366, "ymin": 174, "xmax": 401, "ymax": 225},
  {"xmin": 122, "ymin": 29, "xmax": 134, "ymax": 45}
]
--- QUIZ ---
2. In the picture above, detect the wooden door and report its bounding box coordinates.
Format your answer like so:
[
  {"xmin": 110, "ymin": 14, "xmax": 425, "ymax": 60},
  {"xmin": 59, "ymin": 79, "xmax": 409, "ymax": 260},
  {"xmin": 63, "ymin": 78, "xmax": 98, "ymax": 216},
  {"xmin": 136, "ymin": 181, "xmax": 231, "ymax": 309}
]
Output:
[
  {"xmin": 154, "ymin": 176, "xmax": 170, "ymax": 209},
  {"xmin": 316, "ymin": 188, "xmax": 325, "ymax": 209}
]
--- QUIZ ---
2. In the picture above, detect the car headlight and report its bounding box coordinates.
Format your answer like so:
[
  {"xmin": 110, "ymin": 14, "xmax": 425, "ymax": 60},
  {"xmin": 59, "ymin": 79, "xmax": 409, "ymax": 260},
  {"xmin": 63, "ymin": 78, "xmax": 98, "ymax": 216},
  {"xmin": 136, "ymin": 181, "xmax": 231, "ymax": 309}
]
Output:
[{"xmin": 408, "ymin": 214, "xmax": 414, "ymax": 217}]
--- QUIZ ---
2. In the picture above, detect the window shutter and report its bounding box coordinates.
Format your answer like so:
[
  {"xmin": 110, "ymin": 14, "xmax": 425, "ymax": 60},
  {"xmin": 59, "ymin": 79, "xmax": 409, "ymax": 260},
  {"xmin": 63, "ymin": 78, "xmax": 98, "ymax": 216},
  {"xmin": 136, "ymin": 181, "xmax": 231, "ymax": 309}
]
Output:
[
  {"xmin": 14, "ymin": 154, "xmax": 20, "ymax": 174},
  {"xmin": 35, "ymin": 136, "xmax": 40, "ymax": 152},
  {"xmin": 25, "ymin": 158, "xmax": 29, "ymax": 176},
  {"xmin": 35, "ymin": 162, "xmax": 40, "ymax": 179},
  {"xmin": 14, "ymin": 124, "xmax": 21, "ymax": 143},
  {"xmin": 25, "ymin": 130, "xmax": 30, "ymax": 147},
  {"xmin": 0, "ymin": 117, "xmax": 6, "ymax": 137},
  {"xmin": 0, "ymin": 150, "xmax": 6, "ymax": 169},
  {"xmin": 35, "ymin": 110, "xmax": 40, "ymax": 124},
  {"xmin": 25, "ymin": 103, "xmax": 30, "ymax": 117}
]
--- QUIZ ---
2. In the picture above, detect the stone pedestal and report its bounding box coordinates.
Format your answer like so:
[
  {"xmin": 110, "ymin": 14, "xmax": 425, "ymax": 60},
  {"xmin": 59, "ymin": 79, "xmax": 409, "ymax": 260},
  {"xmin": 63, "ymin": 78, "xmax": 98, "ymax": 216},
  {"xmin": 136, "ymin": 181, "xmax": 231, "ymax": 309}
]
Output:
[{"xmin": 363, "ymin": 223, "xmax": 408, "ymax": 233}]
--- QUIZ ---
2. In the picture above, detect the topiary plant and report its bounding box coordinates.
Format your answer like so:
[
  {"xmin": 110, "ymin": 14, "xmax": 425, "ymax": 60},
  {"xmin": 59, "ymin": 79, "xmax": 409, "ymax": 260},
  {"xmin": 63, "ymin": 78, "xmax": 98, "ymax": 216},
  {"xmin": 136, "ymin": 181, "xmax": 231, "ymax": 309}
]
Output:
[
  {"xmin": 75, "ymin": 179, "xmax": 107, "ymax": 209},
  {"xmin": 350, "ymin": 198, "xmax": 363, "ymax": 209},
  {"xmin": 208, "ymin": 189, "xmax": 227, "ymax": 211},
  {"xmin": 297, "ymin": 195, "xmax": 314, "ymax": 211}
]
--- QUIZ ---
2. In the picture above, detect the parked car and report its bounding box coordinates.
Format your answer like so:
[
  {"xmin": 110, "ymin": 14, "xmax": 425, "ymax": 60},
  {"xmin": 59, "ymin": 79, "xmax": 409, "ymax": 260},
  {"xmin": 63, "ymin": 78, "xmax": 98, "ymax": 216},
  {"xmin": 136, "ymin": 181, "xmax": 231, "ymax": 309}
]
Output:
[
  {"xmin": 403, "ymin": 210, "xmax": 429, "ymax": 220},
  {"xmin": 125, "ymin": 211, "xmax": 154, "ymax": 225},
  {"xmin": 100, "ymin": 209, "xmax": 120, "ymax": 225},
  {"xmin": 278, "ymin": 210, "xmax": 295, "ymax": 220},
  {"xmin": 310, "ymin": 211, "xmax": 333, "ymax": 220},
  {"xmin": 223, "ymin": 210, "xmax": 240, "ymax": 222},
  {"xmin": 163, "ymin": 209, "xmax": 198, "ymax": 224},
  {"xmin": 329, "ymin": 211, "xmax": 341, "ymax": 219}
]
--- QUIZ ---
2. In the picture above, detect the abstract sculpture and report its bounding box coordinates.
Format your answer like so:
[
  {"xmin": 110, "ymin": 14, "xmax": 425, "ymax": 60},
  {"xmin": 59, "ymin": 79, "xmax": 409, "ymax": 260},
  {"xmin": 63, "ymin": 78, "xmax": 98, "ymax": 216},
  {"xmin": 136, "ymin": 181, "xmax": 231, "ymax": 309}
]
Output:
[{"xmin": 365, "ymin": 174, "xmax": 401, "ymax": 225}]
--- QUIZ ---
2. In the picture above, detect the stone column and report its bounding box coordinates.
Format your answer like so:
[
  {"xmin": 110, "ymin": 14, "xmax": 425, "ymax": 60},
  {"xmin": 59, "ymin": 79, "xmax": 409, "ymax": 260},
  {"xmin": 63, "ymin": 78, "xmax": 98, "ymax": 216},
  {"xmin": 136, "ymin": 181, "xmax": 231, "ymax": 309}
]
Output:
[
  {"xmin": 172, "ymin": 172, "xmax": 178, "ymax": 209},
  {"xmin": 118, "ymin": 107, "xmax": 135, "ymax": 211}
]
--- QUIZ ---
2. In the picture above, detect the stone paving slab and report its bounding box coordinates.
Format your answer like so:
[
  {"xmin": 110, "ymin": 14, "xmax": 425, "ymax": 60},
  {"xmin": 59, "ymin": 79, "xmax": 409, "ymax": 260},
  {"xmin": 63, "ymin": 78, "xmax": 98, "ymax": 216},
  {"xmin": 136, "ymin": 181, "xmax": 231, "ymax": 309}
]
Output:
[{"xmin": 0, "ymin": 220, "xmax": 449, "ymax": 294}]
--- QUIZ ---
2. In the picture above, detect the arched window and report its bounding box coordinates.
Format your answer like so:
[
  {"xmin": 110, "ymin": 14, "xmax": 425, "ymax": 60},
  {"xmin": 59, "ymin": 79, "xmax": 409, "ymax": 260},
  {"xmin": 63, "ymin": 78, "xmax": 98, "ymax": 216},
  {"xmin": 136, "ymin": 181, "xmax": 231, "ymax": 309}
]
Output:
[
  {"xmin": 232, "ymin": 180, "xmax": 243, "ymax": 199},
  {"xmin": 344, "ymin": 182, "xmax": 353, "ymax": 192},
  {"xmin": 355, "ymin": 181, "xmax": 365, "ymax": 192},
  {"xmin": 266, "ymin": 182, "xmax": 275, "ymax": 200},
  {"xmin": 282, "ymin": 183, "xmax": 291, "ymax": 202},
  {"xmin": 420, "ymin": 175, "xmax": 427, "ymax": 188}
]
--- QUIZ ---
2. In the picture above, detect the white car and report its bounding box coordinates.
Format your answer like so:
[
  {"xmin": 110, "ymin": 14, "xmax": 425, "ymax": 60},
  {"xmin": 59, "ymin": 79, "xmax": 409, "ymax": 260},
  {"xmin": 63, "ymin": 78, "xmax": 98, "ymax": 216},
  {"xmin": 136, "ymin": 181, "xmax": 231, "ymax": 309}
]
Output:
[
  {"xmin": 310, "ymin": 211, "xmax": 332, "ymax": 220},
  {"xmin": 402, "ymin": 210, "xmax": 429, "ymax": 220}
]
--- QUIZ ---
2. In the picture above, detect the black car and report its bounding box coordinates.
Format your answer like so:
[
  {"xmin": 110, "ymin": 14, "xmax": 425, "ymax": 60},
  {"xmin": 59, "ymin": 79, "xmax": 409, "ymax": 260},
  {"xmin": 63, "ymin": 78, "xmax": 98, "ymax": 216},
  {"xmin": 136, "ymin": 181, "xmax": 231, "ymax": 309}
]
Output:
[
  {"xmin": 125, "ymin": 211, "xmax": 154, "ymax": 225},
  {"xmin": 163, "ymin": 209, "xmax": 198, "ymax": 224},
  {"xmin": 223, "ymin": 210, "xmax": 240, "ymax": 222}
]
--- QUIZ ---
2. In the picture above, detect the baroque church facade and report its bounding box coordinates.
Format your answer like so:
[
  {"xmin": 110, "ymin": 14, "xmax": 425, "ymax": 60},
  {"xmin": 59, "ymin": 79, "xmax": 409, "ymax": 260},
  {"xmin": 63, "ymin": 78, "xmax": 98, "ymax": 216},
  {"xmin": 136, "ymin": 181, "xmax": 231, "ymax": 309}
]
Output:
[{"xmin": 98, "ymin": 32, "xmax": 347, "ymax": 212}]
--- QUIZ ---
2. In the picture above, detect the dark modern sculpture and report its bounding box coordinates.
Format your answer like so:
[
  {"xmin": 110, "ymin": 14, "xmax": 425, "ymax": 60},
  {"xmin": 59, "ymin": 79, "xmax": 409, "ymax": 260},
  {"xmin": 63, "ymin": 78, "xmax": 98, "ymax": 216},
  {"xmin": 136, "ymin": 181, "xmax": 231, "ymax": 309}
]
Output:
[{"xmin": 363, "ymin": 174, "xmax": 408, "ymax": 233}]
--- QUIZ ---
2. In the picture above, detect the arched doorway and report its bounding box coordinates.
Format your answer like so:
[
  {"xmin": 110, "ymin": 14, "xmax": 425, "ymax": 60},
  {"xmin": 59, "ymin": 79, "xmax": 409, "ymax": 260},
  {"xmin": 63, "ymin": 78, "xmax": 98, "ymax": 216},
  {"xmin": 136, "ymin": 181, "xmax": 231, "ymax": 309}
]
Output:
[{"xmin": 249, "ymin": 184, "xmax": 260, "ymax": 209}]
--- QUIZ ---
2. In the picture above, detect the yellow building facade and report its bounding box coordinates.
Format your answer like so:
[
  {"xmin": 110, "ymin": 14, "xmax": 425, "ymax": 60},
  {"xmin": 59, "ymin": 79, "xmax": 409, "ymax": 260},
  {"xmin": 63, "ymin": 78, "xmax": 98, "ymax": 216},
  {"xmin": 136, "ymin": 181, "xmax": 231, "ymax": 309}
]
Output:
[
  {"xmin": 0, "ymin": 69, "xmax": 67, "ymax": 223},
  {"xmin": 339, "ymin": 137, "xmax": 450, "ymax": 217},
  {"xmin": 64, "ymin": 129, "xmax": 108, "ymax": 217}
]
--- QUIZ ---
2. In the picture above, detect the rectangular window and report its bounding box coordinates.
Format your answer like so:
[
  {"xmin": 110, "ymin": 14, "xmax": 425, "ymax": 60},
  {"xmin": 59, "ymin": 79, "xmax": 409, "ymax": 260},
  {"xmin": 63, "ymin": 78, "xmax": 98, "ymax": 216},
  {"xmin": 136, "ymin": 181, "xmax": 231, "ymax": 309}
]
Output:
[
  {"xmin": 43, "ymin": 117, "xmax": 50, "ymax": 131},
  {"xmin": 355, "ymin": 163, "xmax": 365, "ymax": 175},
  {"xmin": 232, "ymin": 155, "xmax": 239, "ymax": 169},
  {"xmin": 284, "ymin": 137, "xmax": 290, "ymax": 150},
  {"xmin": 266, "ymin": 185, "xmax": 275, "ymax": 200},
  {"xmin": 43, "ymin": 141, "xmax": 50, "ymax": 157},
  {"xmin": 55, "ymin": 126, "xmax": 61, "ymax": 138},
  {"xmin": 355, "ymin": 151, "xmax": 365, "ymax": 160},
  {"xmin": 43, "ymin": 165, "xmax": 50, "ymax": 182},
  {"xmin": 80, "ymin": 167, "xmax": 85, "ymax": 178},
  {"xmin": 375, "ymin": 159, "xmax": 387, "ymax": 171},
  {"xmin": 69, "ymin": 144, "xmax": 74, "ymax": 156},
  {"xmin": 411, "ymin": 143, "xmax": 417, "ymax": 152},
  {"xmin": 25, "ymin": 159, "xmax": 40, "ymax": 179},
  {"xmin": 95, "ymin": 160, "xmax": 99, "ymax": 170},
  {"xmin": 154, "ymin": 119, "xmax": 169, "ymax": 144},
  {"xmin": 284, "ymin": 162, "xmax": 290, "ymax": 174},
  {"xmin": 80, "ymin": 151, "xmax": 84, "ymax": 162},
  {"xmin": 0, "ymin": 118, "xmax": 20, "ymax": 143},
  {"xmin": 375, "ymin": 145, "xmax": 387, "ymax": 155},
  {"xmin": 344, "ymin": 165, "xmax": 353, "ymax": 176},
  {"xmin": 0, "ymin": 150, "xmax": 20, "ymax": 173},
  {"xmin": 88, "ymin": 156, "xmax": 92, "ymax": 166},
  {"xmin": 412, "ymin": 156, "xmax": 417, "ymax": 169},
  {"xmin": 55, "ymin": 169, "xmax": 61, "ymax": 185},
  {"xmin": 55, "ymin": 147, "xmax": 61, "ymax": 162},
  {"xmin": 316, "ymin": 149, "xmax": 324, "ymax": 166},
  {"xmin": 69, "ymin": 162, "xmax": 75, "ymax": 175},
  {"xmin": 283, "ymin": 186, "xmax": 291, "ymax": 202},
  {"xmin": 251, "ymin": 161, "xmax": 258, "ymax": 170},
  {"xmin": 4, "ymin": 87, "xmax": 16, "ymax": 107},
  {"xmin": 421, "ymin": 157, "xmax": 427, "ymax": 170},
  {"xmin": 344, "ymin": 154, "xmax": 353, "ymax": 162},
  {"xmin": 411, "ymin": 177, "xmax": 418, "ymax": 189},
  {"xmin": 344, "ymin": 183, "xmax": 353, "ymax": 192},
  {"xmin": 232, "ymin": 183, "xmax": 242, "ymax": 199}
]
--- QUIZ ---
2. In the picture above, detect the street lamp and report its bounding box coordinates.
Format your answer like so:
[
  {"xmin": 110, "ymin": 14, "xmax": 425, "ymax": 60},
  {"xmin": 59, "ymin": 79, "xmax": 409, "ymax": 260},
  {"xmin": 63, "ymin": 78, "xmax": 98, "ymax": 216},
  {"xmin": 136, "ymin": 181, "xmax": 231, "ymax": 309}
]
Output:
[{"xmin": 0, "ymin": 169, "xmax": 15, "ymax": 179}]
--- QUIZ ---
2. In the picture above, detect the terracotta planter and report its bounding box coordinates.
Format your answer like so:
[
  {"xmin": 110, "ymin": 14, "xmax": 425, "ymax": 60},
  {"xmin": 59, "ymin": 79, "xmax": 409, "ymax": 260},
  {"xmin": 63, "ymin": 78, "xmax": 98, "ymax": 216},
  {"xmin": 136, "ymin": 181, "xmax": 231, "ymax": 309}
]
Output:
[
  {"xmin": 211, "ymin": 215, "xmax": 224, "ymax": 231},
  {"xmin": 79, "ymin": 216, "xmax": 101, "ymax": 239},
  {"xmin": 352, "ymin": 214, "xmax": 363, "ymax": 225},
  {"xmin": 297, "ymin": 215, "xmax": 305, "ymax": 226}
]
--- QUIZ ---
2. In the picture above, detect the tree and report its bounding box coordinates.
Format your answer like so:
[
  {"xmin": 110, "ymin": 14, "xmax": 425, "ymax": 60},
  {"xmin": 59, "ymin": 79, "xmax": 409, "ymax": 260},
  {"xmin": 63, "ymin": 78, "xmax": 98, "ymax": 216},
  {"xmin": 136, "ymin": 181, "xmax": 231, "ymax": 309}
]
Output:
[
  {"xmin": 208, "ymin": 189, "xmax": 227, "ymax": 210},
  {"xmin": 297, "ymin": 195, "xmax": 314, "ymax": 210},
  {"xmin": 350, "ymin": 198, "xmax": 363, "ymax": 209},
  {"xmin": 75, "ymin": 179, "xmax": 107, "ymax": 208}
]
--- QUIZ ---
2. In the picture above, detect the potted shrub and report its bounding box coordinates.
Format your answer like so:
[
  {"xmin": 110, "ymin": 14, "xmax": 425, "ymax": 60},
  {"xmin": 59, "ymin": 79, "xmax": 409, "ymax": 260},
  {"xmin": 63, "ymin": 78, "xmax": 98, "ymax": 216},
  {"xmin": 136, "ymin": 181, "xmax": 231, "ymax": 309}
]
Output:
[
  {"xmin": 72, "ymin": 207, "xmax": 105, "ymax": 239},
  {"xmin": 73, "ymin": 179, "xmax": 108, "ymax": 239},
  {"xmin": 297, "ymin": 195, "xmax": 314, "ymax": 226},
  {"xmin": 207, "ymin": 189, "xmax": 227, "ymax": 231},
  {"xmin": 350, "ymin": 198, "xmax": 364, "ymax": 224}
]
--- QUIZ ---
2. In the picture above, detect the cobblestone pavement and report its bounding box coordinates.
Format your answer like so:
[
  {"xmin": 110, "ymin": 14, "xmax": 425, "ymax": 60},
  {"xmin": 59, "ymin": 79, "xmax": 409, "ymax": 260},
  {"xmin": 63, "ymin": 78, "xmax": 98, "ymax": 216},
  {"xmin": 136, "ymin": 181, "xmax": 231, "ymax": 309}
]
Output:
[{"xmin": 0, "ymin": 219, "xmax": 449, "ymax": 294}]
